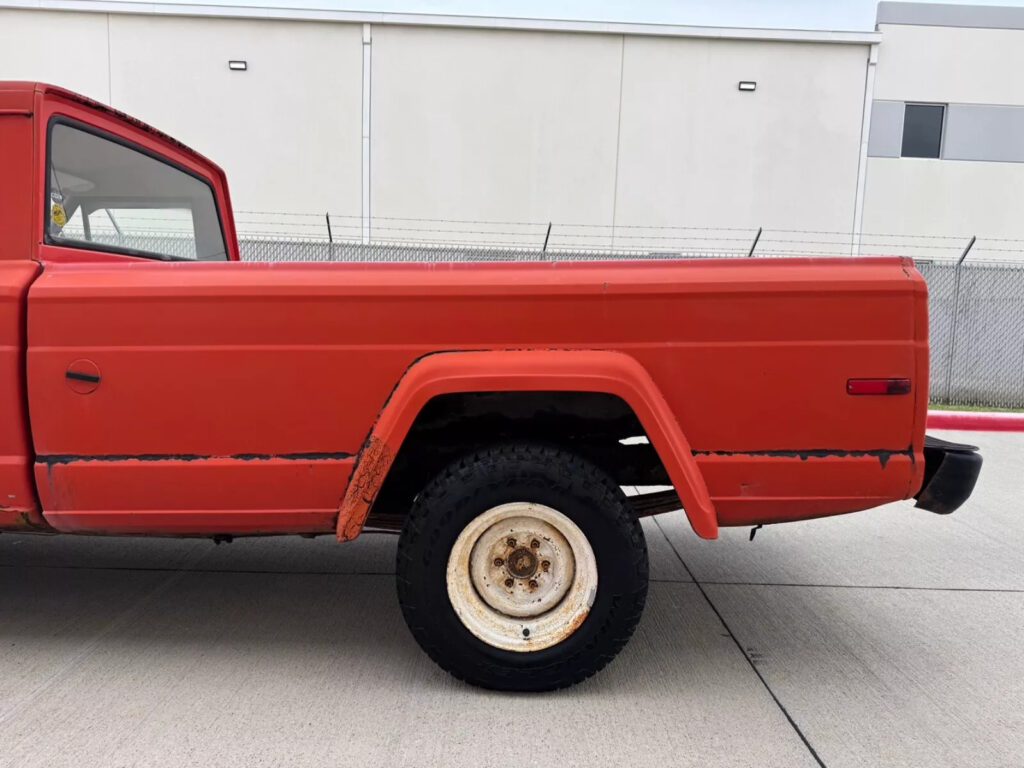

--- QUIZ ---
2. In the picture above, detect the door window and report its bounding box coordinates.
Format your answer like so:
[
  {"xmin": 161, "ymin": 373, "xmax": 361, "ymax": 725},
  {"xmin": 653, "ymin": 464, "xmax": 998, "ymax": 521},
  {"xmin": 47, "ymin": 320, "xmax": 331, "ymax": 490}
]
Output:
[{"xmin": 46, "ymin": 121, "xmax": 227, "ymax": 261}]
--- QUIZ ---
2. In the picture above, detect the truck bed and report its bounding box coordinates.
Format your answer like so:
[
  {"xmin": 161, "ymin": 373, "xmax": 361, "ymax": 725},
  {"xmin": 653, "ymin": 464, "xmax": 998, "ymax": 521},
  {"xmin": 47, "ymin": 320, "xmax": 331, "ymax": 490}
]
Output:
[{"xmin": 10, "ymin": 255, "xmax": 928, "ymax": 534}]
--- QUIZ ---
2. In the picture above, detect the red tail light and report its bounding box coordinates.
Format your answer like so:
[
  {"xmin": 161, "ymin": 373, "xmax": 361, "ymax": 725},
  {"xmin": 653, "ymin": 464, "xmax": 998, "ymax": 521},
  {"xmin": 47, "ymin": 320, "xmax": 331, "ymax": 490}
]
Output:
[{"xmin": 847, "ymin": 378, "xmax": 912, "ymax": 395}]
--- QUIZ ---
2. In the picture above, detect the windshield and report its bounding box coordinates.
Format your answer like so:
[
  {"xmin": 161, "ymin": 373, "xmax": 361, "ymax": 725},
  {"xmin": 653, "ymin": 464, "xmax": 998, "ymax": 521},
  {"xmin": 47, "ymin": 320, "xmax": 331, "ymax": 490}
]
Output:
[{"xmin": 47, "ymin": 121, "xmax": 227, "ymax": 261}]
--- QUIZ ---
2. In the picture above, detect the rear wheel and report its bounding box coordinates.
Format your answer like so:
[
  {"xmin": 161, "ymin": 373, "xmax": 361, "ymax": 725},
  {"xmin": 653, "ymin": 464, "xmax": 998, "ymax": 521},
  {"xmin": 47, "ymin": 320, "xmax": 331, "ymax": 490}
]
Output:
[{"xmin": 396, "ymin": 443, "xmax": 648, "ymax": 691}]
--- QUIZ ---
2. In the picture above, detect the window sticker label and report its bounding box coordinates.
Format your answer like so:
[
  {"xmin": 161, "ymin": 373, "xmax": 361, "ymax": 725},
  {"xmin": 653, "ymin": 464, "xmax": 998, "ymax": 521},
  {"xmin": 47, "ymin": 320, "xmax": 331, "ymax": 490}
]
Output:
[{"xmin": 50, "ymin": 202, "xmax": 67, "ymax": 229}]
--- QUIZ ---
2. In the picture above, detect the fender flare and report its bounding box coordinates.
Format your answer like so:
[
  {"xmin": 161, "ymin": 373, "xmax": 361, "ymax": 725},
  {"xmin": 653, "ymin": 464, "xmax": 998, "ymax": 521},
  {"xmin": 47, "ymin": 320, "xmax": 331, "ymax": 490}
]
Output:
[{"xmin": 336, "ymin": 350, "xmax": 718, "ymax": 541}]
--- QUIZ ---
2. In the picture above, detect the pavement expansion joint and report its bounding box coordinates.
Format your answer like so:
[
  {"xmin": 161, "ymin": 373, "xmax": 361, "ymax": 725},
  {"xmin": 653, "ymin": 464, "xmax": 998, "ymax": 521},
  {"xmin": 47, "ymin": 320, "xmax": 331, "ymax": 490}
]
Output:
[{"xmin": 652, "ymin": 516, "xmax": 829, "ymax": 768}]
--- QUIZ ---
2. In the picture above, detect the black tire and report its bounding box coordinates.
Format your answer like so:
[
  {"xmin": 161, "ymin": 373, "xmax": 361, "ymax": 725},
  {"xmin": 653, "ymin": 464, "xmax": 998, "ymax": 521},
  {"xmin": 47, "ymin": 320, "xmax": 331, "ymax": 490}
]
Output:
[{"xmin": 396, "ymin": 442, "xmax": 648, "ymax": 691}]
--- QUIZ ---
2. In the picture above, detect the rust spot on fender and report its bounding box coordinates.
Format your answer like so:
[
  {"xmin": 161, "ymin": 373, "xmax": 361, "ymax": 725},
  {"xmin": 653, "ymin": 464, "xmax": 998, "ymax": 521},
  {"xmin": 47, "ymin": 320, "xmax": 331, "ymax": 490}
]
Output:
[{"xmin": 338, "ymin": 436, "xmax": 395, "ymax": 541}]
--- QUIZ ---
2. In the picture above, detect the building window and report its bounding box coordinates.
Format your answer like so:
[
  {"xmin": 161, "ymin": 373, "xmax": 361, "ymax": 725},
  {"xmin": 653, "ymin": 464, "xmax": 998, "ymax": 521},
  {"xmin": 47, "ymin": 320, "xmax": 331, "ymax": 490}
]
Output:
[{"xmin": 901, "ymin": 103, "xmax": 945, "ymax": 159}]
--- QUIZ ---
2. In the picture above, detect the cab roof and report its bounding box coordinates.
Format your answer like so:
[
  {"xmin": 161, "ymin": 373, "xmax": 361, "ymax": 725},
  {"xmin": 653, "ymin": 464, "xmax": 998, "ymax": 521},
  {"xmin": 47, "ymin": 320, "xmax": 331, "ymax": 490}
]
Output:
[{"xmin": 0, "ymin": 81, "xmax": 224, "ymax": 176}]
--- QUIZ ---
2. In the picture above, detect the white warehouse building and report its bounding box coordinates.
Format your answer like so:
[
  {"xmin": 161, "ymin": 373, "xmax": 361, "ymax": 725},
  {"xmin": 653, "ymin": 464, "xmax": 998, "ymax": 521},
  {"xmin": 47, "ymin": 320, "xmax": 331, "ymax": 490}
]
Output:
[{"xmin": 1, "ymin": 0, "xmax": 1023, "ymax": 259}]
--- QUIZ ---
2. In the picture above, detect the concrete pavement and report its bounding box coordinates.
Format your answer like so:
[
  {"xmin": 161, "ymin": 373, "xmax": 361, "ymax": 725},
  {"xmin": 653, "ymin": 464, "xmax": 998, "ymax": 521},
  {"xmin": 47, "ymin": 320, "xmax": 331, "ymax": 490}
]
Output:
[{"xmin": 0, "ymin": 430, "xmax": 1020, "ymax": 767}]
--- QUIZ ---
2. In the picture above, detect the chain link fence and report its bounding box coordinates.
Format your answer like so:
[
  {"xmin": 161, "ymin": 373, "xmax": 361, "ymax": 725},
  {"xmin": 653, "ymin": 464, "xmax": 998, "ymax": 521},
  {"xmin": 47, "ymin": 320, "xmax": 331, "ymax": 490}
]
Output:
[
  {"xmin": 917, "ymin": 259, "xmax": 1024, "ymax": 409},
  {"xmin": 237, "ymin": 237, "xmax": 749, "ymax": 263}
]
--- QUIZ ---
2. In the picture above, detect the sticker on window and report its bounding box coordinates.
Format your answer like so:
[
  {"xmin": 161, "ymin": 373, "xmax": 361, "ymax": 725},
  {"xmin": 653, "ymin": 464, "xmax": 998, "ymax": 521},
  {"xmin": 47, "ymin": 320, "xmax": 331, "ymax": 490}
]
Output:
[{"xmin": 51, "ymin": 202, "xmax": 67, "ymax": 229}]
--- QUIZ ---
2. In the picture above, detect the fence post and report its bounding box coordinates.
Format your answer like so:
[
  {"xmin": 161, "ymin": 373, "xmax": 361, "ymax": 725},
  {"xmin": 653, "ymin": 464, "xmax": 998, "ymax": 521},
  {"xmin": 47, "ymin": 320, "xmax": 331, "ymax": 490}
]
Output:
[
  {"xmin": 747, "ymin": 227, "xmax": 762, "ymax": 257},
  {"xmin": 944, "ymin": 235, "xmax": 975, "ymax": 403},
  {"xmin": 325, "ymin": 212, "xmax": 334, "ymax": 260},
  {"xmin": 542, "ymin": 222, "xmax": 552, "ymax": 254}
]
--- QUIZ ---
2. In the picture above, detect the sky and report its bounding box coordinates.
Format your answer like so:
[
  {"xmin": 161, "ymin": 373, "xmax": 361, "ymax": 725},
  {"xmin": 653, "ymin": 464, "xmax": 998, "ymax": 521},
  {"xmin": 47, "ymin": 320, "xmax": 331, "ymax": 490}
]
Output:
[{"xmin": 125, "ymin": 0, "xmax": 1024, "ymax": 31}]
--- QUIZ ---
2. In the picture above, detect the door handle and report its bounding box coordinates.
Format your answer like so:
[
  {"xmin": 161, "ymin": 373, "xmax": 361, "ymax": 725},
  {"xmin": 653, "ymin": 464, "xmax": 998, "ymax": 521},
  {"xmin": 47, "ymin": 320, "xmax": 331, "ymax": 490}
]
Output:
[
  {"xmin": 65, "ymin": 360, "xmax": 101, "ymax": 394},
  {"xmin": 66, "ymin": 370, "xmax": 100, "ymax": 383}
]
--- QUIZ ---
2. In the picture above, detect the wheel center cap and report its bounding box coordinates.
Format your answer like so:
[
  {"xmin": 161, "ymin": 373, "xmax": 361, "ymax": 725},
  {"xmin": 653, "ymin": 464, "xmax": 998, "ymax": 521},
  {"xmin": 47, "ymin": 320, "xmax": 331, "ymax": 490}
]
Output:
[{"xmin": 507, "ymin": 547, "xmax": 538, "ymax": 578}]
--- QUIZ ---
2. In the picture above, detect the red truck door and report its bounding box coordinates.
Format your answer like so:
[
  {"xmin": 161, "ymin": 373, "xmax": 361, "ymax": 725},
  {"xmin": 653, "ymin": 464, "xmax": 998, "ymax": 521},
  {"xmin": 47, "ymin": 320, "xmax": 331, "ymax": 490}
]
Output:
[{"xmin": 25, "ymin": 90, "xmax": 351, "ymax": 536}]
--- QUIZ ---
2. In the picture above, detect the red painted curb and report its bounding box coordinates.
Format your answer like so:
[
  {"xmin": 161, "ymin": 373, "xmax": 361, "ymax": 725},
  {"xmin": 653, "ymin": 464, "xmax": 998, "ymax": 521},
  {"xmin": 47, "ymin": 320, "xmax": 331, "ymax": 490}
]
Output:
[{"xmin": 927, "ymin": 410, "xmax": 1024, "ymax": 431}]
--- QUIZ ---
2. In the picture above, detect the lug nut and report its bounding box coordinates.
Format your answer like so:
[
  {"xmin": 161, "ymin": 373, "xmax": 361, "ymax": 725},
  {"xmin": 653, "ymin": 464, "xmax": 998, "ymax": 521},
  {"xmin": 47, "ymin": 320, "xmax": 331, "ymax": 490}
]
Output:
[
  {"xmin": 506, "ymin": 538, "xmax": 516, "ymax": 547},
  {"xmin": 528, "ymin": 579, "xmax": 538, "ymax": 589},
  {"xmin": 493, "ymin": 557, "xmax": 504, "ymax": 566},
  {"xmin": 530, "ymin": 539, "xmax": 540, "ymax": 549},
  {"xmin": 504, "ymin": 578, "xmax": 514, "ymax": 588},
  {"xmin": 541, "ymin": 560, "xmax": 550, "ymax": 571}
]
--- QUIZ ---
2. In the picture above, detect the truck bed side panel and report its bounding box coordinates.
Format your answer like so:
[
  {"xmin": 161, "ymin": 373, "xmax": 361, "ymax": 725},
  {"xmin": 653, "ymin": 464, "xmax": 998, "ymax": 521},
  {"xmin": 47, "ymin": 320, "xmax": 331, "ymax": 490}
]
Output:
[{"xmin": 26, "ymin": 257, "xmax": 924, "ymax": 535}]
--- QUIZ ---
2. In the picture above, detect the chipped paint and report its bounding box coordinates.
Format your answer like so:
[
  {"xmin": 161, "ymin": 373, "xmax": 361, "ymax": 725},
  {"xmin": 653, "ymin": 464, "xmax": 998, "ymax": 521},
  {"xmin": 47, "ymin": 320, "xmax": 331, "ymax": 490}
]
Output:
[
  {"xmin": 692, "ymin": 446, "xmax": 913, "ymax": 468},
  {"xmin": 0, "ymin": 507, "xmax": 54, "ymax": 532},
  {"xmin": 338, "ymin": 436, "xmax": 395, "ymax": 541},
  {"xmin": 563, "ymin": 608, "xmax": 590, "ymax": 638}
]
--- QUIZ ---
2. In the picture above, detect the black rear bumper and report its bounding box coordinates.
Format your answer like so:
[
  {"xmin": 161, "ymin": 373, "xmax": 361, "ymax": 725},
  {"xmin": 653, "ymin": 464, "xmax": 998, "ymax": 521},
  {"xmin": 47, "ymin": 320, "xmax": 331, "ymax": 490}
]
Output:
[{"xmin": 914, "ymin": 435, "xmax": 982, "ymax": 515}]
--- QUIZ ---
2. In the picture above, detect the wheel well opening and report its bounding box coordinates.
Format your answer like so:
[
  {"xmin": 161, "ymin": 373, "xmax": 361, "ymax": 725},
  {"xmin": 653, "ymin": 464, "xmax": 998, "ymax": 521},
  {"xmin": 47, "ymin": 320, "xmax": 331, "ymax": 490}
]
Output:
[{"xmin": 364, "ymin": 391, "xmax": 678, "ymax": 532}]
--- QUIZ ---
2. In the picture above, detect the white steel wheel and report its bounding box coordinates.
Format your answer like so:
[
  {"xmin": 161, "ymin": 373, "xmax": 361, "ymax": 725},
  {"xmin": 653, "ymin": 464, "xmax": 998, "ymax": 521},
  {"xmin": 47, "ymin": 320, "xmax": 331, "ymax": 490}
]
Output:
[
  {"xmin": 398, "ymin": 443, "xmax": 648, "ymax": 691},
  {"xmin": 446, "ymin": 502, "xmax": 598, "ymax": 652}
]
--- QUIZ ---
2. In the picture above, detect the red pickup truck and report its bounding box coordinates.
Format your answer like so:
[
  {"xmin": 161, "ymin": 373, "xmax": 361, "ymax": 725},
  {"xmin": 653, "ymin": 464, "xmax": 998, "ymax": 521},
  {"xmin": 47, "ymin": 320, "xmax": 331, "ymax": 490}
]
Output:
[{"xmin": 0, "ymin": 82, "xmax": 981, "ymax": 691}]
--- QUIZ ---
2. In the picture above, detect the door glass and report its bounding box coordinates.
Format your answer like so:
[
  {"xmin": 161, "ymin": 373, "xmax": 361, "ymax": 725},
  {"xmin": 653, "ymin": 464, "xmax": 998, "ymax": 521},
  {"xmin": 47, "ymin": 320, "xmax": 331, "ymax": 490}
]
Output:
[
  {"xmin": 47, "ymin": 121, "xmax": 227, "ymax": 261},
  {"xmin": 85, "ymin": 207, "xmax": 198, "ymax": 260}
]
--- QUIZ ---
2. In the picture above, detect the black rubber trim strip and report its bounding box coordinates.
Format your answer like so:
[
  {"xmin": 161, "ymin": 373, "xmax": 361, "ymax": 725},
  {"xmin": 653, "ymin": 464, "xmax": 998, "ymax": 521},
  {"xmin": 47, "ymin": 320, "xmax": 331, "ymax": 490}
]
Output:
[{"xmin": 38, "ymin": 451, "xmax": 354, "ymax": 465}]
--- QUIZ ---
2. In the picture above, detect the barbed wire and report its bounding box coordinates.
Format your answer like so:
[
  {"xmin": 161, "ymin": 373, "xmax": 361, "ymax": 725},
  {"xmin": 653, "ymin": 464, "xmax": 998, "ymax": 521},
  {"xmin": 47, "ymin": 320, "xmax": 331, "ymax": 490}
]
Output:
[
  {"xmin": 64, "ymin": 209, "xmax": 1024, "ymax": 260},
  {"xmin": 232, "ymin": 209, "xmax": 1024, "ymax": 243}
]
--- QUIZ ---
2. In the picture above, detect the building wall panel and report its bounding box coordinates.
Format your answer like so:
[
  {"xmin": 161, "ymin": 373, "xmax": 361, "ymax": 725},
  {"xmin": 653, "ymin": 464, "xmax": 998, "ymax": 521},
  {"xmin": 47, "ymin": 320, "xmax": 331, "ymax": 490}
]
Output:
[
  {"xmin": 0, "ymin": 9, "xmax": 109, "ymax": 103},
  {"xmin": 369, "ymin": 25, "xmax": 623, "ymax": 243},
  {"xmin": 944, "ymin": 104, "xmax": 1024, "ymax": 163},
  {"xmin": 875, "ymin": 23, "xmax": 1024, "ymax": 106},
  {"xmin": 613, "ymin": 37, "xmax": 867, "ymax": 241},
  {"xmin": 108, "ymin": 15, "xmax": 363, "ymax": 222},
  {"xmin": 863, "ymin": 157, "xmax": 1024, "ymax": 240}
]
